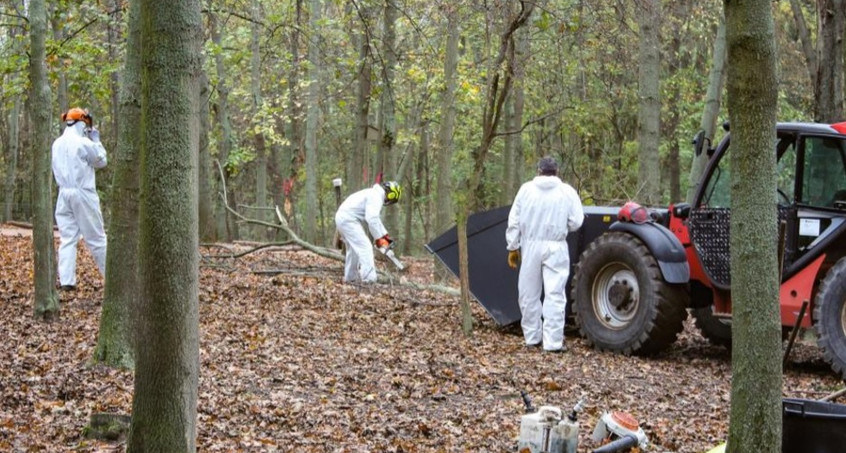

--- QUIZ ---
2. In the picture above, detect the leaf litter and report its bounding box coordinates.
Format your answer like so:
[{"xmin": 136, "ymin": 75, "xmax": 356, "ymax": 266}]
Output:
[{"xmin": 0, "ymin": 231, "xmax": 842, "ymax": 452}]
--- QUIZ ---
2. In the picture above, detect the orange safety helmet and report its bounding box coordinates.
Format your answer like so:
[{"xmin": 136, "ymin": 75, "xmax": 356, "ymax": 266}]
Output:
[{"xmin": 61, "ymin": 107, "xmax": 93, "ymax": 127}]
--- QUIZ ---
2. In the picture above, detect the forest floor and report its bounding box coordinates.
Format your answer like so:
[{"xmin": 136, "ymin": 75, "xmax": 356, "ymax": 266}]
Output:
[{"xmin": 0, "ymin": 225, "xmax": 843, "ymax": 452}]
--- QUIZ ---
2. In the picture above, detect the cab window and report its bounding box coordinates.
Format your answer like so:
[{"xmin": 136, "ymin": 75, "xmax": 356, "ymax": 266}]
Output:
[
  {"xmin": 701, "ymin": 136, "xmax": 796, "ymax": 208},
  {"xmin": 800, "ymin": 137, "xmax": 846, "ymax": 207}
]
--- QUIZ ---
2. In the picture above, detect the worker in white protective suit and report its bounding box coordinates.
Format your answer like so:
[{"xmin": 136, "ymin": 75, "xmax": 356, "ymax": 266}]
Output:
[
  {"xmin": 334, "ymin": 181, "xmax": 402, "ymax": 283},
  {"xmin": 51, "ymin": 107, "xmax": 108, "ymax": 291},
  {"xmin": 506, "ymin": 157, "xmax": 584, "ymax": 353}
]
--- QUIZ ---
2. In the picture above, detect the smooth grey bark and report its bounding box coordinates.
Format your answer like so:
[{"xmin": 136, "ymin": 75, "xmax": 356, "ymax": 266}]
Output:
[
  {"xmin": 376, "ymin": 0, "xmax": 398, "ymax": 175},
  {"xmin": 198, "ymin": 71, "xmax": 216, "ymax": 242},
  {"xmin": 814, "ymin": 0, "xmax": 844, "ymax": 122},
  {"xmin": 28, "ymin": 0, "xmax": 59, "ymax": 320},
  {"xmin": 127, "ymin": 0, "xmax": 202, "ymax": 449},
  {"xmin": 724, "ymin": 0, "xmax": 782, "ymax": 451},
  {"xmin": 209, "ymin": 9, "xmax": 238, "ymax": 241},
  {"xmin": 268, "ymin": 96, "xmax": 287, "ymax": 241},
  {"xmin": 636, "ymin": 0, "xmax": 661, "ymax": 205},
  {"xmin": 3, "ymin": 97, "xmax": 21, "ymax": 222},
  {"xmin": 49, "ymin": 7, "xmax": 68, "ymax": 128},
  {"xmin": 687, "ymin": 16, "xmax": 726, "ymax": 204},
  {"xmin": 435, "ymin": 6, "xmax": 460, "ymax": 237},
  {"xmin": 284, "ymin": 0, "xmax": 304, "ymax": 233},
  {"xmin": 303, "ymin": 0, "xmax": 321, "ymax": 243},
  {"xmin": 350, "ymin": 7, "xmax": 373, "ymax": 192},
  {"xmin": 94, "ymin": 0, "xmax": 142, "ymax": 369},
  {"xmin": 379, "ymin": 0, "xmax": 399, "ymax": 234},
  {"xmin": 401, "ymin": 125, "xmax": 421, "ymax": 256}
]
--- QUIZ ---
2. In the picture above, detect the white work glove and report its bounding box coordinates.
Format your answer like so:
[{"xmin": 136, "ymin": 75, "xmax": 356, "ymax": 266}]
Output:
[{"xmin": 88, "ymin": 128, "xmax": 100, "ymax": 142}]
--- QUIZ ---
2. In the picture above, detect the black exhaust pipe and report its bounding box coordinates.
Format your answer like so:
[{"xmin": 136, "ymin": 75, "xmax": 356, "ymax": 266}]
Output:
[{"xmin": 591, "ymin": 434, "xmax": 638, "ymax": 453}]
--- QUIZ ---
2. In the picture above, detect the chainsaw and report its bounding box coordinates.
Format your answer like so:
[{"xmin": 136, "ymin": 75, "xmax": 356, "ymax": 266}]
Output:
[{"xmin": 377, "ymin": 242, "xmax": 405, "ymax": 271}]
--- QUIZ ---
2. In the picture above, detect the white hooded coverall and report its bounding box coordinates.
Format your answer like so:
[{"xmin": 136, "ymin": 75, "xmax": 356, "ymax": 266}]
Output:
[
  {"xmin": 506, "ymin": 175, "xmax": 584, "ymax": 351},
  {"xmin": 334, "ymin": 184, "xmax": 389, "ymax": 283},
  {"xmin": 51, "ymin": 121, "xmax": 108, "ymax": 287}
]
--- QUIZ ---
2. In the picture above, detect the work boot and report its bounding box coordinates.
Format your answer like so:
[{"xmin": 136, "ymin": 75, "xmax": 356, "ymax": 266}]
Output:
[{"xmin": 544, "ymin": 344, "xmax": 567, "ymax": 354}]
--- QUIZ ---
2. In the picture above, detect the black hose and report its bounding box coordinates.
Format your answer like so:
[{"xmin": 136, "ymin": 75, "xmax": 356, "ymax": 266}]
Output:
[{"xmin": 591, "ymin": 434, "xmax": 639, "ymax": 453}]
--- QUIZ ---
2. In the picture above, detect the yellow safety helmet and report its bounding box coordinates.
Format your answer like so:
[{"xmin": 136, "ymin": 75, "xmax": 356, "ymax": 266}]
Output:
[{"xmin": 381, "ymin": 181, "xmax": 402, "ymax": 205}]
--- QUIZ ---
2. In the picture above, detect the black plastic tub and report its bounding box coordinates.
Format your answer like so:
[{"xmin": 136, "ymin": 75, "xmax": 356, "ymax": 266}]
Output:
[{"xmin": 783, "ymin": 398, "xmax": 846, "ymax": 453}]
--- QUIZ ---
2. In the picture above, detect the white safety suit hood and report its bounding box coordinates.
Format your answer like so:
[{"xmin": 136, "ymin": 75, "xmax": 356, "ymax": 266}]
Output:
[
  {"xmin": 52, "ymin": 121, "xmax": 107, "ymax": 190},
  {"xmin": 505, "ymin": 175, "xmax": 584, "ymax": 250}
]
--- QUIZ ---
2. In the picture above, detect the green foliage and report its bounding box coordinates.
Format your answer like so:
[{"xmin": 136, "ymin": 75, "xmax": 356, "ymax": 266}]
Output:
[{"xmin": 0, "ymin": 0, "xmax": 826, "ymax": 246}]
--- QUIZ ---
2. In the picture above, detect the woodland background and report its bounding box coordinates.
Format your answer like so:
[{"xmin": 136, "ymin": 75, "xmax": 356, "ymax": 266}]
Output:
[
  {"xmin": 0, "ymin": 0, "xmax": 833, "ymax": 247},
  {"xmin": 2, "ymin": 0, "xmax": 846, "ymax": 451}
]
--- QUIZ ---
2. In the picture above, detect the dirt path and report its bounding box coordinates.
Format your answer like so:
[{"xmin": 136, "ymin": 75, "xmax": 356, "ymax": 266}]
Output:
[{"xmin": 0, "ymin": 223, "xmax": 59, "ymax": 238}]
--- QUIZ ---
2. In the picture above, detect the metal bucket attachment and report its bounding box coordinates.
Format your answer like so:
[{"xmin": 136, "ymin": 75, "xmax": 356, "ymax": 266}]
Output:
[{"xmin": 425, "ymin": 205, "xmax": 618, "ymax": 326}]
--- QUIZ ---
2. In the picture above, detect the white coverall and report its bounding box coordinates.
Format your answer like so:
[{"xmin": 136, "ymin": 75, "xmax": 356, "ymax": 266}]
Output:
[
  {"xmin": 334, "ymin": 184, "xmax": 389, "ymax": 283},
  {"xmin": 506, "ymin": 176, "xmax": 584, "ymax": 351},
  {"xmin": 51, "ymin": 121, "xmax": 108, "ymax": 287}
]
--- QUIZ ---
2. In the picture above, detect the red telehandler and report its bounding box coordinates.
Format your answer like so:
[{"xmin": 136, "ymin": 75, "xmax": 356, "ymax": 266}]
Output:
[{"xmin": 427, "ymin": 121, "xmax": 846, "ymax": 379}]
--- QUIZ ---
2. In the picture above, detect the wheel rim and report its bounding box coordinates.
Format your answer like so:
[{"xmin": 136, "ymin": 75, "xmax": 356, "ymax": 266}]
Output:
[{"xmin": 591, "ymin": 262, "xmax": 640, "ymax": 329}]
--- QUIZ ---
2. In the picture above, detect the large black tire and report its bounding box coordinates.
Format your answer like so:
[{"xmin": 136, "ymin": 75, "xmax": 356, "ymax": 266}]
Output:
[
  {"xmin": 692, "ymin": 306, "xmax": 733, "ymax": 349},
  {"xmin": 813, "ymin": 257, "xmax": 846, "ymax": 380},
  {"xmin": 573, "ymin": 232, "xmax": 688, "ymax": 355}
]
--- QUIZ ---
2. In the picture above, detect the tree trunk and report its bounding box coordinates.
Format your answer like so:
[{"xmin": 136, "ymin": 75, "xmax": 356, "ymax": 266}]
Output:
[
  {"xmin": 457, "ymin": 213, "xmax": 472, "ymax": 334},
  {"xmin": 419, "ymin": 125, "xmax": 431, "ymax": 242},
  {"xmin": 664, "ymin": 2, "xmax": 687, "ymax": 203},
  {"xmin": 49, "ymin": 8, "xmax": 68, "ymax": 126},
  {"xmin": 379, "ymin": 0, "xmax": 399, "ymax": 234},
  {"xmin": 107, "ymin": 0, "xmax": 122, "ymax": 150},
  {"xmin": 788, "ymin": 0, "xmax": 817, "ymax": 87},
  {"xmin": 3, "ymin": 97, "xmax": 21, "ymax": 222},
  {"xmin": 209, "ymin": 9, "xmax": 238, "ymax": 241},
  {"xmin": 501, "ymin": 8, "xmax": 528, "ymax": 205},
  {"xmin": 251, "ymin": 0, "xmax": 269, "ymax": 240},
  {"xmin": 94, "ymin": 0, "xmax": 142, "ymax": 370},
  {"xmin": 303, "ymin": 0, "xmax": 322, "ymax": 243},
  {"xmin": 127, "ymin": 0, "xmax": 202, "ymax": 448},
  {"xmin": 404, "ymin": 122, "xmax": 427, "ymax": 254},
  {"xmin": 725, "ymin": 0, "xmax": 782, "ymax": 451},
  {"xmin": 28, "ymin": 0, "xmax": 59, "ymax": 320},
  {"xmin": 198, "ymin": 71, "xmax": 216, "ymax": 242},
  {"xmin": 350, "ymin": 8, "xmax": 373, "ymax": 192},
  {"xmin": 814, "ymin": 0, "xmax": 845, "ymax": 122},
  {"xmin": 636, "ymin": 0, "xmax": 661, "ymax": 205},
  {"xmin": 285, "ymin": 0, "xmax": 304, "ymax": 234},
  {"xmin": 687, "ymin": 16, "xmax": 727, "ymax": 204},
  {"xmin": 435, "ymin": 6, "xmax": 460, "ymax": 237}
]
